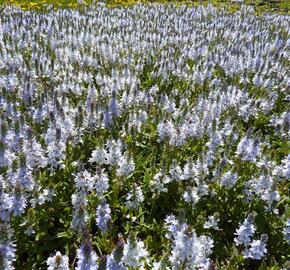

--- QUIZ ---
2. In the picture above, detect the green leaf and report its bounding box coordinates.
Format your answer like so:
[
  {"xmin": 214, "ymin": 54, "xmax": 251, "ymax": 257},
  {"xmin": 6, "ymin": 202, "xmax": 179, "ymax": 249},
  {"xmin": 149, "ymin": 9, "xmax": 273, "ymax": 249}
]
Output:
[{"xmin": 57, "ymin": 231, "xmax": 71, "ymax": 239}]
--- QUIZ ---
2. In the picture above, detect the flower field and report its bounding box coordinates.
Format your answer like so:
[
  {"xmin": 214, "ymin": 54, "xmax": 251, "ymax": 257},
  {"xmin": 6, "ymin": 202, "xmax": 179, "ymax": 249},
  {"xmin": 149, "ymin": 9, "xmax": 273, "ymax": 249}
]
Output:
[
  {"xmin": 0, "ymin": 2, "xmax": 289, "ymax": 270},
  {"xmin": 1, "ymin": 0, "xmax": 290, "ymax": 13}
]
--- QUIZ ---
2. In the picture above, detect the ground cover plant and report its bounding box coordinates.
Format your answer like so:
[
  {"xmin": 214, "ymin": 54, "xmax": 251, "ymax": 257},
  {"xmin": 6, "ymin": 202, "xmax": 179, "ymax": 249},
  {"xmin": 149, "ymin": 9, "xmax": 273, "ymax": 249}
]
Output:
[
  {"xmin": 0, "ymin": 2, "xmax": 289, "ymax": 270},
  {"xmin": 2, "ymin": 0, "xmax": 290, "ymax": 13}
]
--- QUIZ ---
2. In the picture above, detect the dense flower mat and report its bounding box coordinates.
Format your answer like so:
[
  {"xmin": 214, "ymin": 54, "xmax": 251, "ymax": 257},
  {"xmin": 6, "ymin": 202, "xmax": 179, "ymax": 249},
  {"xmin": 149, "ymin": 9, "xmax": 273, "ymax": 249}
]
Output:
[
  {"xmin": 1, "ymin": 0, "xmax": 290, "ymax": 13},
  {"xmin": 0, "ymin": 3, "xmax": 289, "ymax": 270}
]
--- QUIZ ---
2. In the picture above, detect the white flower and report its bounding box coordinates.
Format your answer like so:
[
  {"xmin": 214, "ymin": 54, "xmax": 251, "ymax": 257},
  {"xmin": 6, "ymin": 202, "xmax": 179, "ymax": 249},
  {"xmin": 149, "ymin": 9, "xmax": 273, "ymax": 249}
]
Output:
[
  {"xmin": 89, "ymin": 148, "xmax": 108, "ymax": 165},
  {"xmin": 71, "ymin": 193, "xmax": 89, "ymax": 231},
  {"xmin": 152, "ymin": 261, "xmax": 162, "ymax": 270},
  {"xmin": 37, "ymin": 188, "xmax": 55, "ymax": 205},
  {"xmin": 236, "ymin": 136, "xmax": 260, "ymax": 162},
  {"xmin": 96, "ymin": 202, "xmax": 111, "ymax": 233},
  {"xmin": 106, "ymin": 254, "xmax": 126, "ymax": 270},
  {"xmin": 183, "ymin": 188, "xmax": 200, "ymax": 206},
  {"xmin": 204, "ymin": 215, "xmax": 219, "ymax": 230},
  {"xmin": 125, "ymin": 185, "xmax": 144, "ymax": 209},
  {"xmin": 47, "ymin": 251, "xmax": 69, "ymax": 270},
  {"xmin": 122, "ymin": 238, "xmax": 148, "ymax": 268},
  {"xmin": 150, "ymin": 172, "xmax": 171, "ymax": 193},
  {"xmin": 220, "ymin": 171, "xmax": 238, "ymax": 189},
  {"xmin": 168, "ymin": 221, "xmax": 213, "ymax": 270},
  {"xmin": 0, "ymin": 242, "xmax": 16, "ymax": 270},
  {"xmin": 95, "ymin": 169, "xmax": 109, "ymax": 197},
  {"xmin": 116, "ymin": 155, "xmax": 135, "ymax": 177},
  {"xmin": 74, "ymin": 170, "xmax": 96, "ymax": 192},
  {"xmin": 281, "ymin": 155, "xmax": 290, "ymax": 179},
  {"xmin": 234, "ymin": 214, "xmax": 256, "ymax": 246},
  {"xmin": 244, "ymin": 175, "xmax": 280, "ymax": 210},
  {"xmin": 75, "ymin": 243, "xmax": 98, "ymax": 270},
  {"xmin": 243, "ymin": 234, "xmax": 268, "ymax": 260},
  {"xmin": 283, "ymin": 219, "xmax": 290, "ymax": 245}
]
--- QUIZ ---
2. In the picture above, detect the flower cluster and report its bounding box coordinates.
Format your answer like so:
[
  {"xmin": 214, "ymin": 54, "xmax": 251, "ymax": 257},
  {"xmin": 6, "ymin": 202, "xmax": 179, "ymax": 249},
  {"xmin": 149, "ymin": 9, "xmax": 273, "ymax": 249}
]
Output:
[
  {"xmin": 0, "ymin": 2, "xmax": 289, "ymax": 269},
  {"xmin": 234, "ymin": 214, "xmax": 268, "ymax": 260}
]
